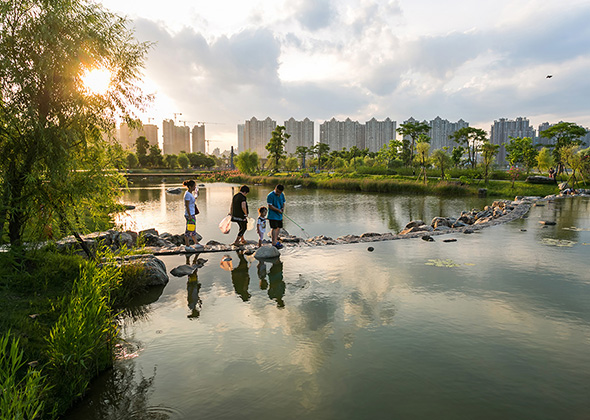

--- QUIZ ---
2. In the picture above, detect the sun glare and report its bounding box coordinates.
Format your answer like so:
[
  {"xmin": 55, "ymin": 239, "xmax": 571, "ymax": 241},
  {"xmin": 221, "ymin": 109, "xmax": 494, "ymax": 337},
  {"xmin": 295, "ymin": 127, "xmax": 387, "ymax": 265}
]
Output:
[{"xmin": 81, "ymin": 68, "xmax": 111, "ymax": 94}]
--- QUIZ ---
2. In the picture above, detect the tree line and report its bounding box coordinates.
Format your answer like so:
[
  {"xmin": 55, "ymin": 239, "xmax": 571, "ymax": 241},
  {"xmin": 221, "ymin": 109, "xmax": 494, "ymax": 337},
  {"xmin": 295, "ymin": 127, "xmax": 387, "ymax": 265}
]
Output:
[
  {"xmin": 235, "ymin": 121, "xmax": 590, "ymax": 186},
  {"xmin": 120, "ymin": 136, "xmax": 219, "ymax": 169}
]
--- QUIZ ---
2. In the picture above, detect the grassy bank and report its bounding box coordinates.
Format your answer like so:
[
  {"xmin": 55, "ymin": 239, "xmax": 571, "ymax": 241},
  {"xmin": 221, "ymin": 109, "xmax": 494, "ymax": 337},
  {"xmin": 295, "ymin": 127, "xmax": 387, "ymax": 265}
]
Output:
[
  {"xmin": 224, "ymin": 173, "xmax": 562, "ymax": 198},
  {"xmin": 0, "ymin": 247, "xmax": 149, "ymax": 418}
]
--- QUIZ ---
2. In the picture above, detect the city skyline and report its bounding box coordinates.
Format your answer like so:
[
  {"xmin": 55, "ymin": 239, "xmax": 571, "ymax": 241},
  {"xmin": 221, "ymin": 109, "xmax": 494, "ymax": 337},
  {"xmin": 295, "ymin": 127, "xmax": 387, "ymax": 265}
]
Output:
[
  {"xmin": 116, "ymin": 115, "xmax": 589, "ymax": 159},
  {"xmin": 95, "ymin": 0, "xmax": 590, "ymax": 153}
]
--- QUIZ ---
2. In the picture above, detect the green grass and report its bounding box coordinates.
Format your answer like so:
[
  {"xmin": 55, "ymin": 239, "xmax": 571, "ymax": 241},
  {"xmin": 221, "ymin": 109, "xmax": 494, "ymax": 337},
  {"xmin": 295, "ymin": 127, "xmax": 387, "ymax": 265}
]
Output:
[{"xmin": 226, "ymin": 172, "xmax": 562, "ymax": 198}]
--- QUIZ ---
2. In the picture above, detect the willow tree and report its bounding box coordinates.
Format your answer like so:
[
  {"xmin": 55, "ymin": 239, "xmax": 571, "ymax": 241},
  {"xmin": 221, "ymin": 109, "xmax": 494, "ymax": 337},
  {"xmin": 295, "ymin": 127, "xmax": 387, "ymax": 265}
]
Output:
[
  {"xmin": 235, "ymin": 151, "xmax": 259, "ymax": 175},
  {"xmin": 0, "ymin": 0, "xmax": 151, "ymax": 248}
]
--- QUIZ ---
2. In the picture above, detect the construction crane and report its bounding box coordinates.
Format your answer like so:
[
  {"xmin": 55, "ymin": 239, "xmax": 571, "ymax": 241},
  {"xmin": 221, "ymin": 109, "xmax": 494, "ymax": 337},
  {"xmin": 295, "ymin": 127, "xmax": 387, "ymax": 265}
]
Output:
[
  {"xmin": 179, "ymin": 120, "xmax": 224, "ymax": 127},
  {"xmin": 179, "ymin": 120, "xmax": 204, "ymax": 127},
  {"xmin": 205, "ymin": 139, "xmax": 221, "ymax": 154}
]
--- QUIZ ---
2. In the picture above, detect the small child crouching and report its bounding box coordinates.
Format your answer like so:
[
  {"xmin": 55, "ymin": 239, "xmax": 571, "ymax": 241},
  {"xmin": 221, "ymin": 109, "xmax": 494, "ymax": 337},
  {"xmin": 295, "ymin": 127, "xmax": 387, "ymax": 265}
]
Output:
[{"xmin": 257, "ymin": 207, "xmax": 268, "ymax": 247}]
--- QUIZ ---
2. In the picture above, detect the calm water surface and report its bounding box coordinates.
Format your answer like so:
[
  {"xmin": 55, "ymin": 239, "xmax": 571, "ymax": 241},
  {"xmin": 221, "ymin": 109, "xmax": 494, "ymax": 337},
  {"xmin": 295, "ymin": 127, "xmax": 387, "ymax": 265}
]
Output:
[{"xmin": 66, "ymin": 184, "xmax": 590, "ymax": 420}]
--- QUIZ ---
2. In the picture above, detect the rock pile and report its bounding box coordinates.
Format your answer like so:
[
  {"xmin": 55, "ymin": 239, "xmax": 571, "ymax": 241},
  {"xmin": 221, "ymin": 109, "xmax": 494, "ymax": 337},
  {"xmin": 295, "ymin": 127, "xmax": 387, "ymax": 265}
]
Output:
[{"xmin": 398, "ymin": 199, "xmax": 518, "ymax": 235}]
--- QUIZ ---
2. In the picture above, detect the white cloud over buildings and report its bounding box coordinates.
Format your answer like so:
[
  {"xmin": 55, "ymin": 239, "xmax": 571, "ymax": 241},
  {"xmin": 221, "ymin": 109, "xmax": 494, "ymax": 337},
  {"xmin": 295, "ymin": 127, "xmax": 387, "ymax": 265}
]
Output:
[{"xmin": 98, "ymin": 0, "xmax": 590, "ymax": 150}]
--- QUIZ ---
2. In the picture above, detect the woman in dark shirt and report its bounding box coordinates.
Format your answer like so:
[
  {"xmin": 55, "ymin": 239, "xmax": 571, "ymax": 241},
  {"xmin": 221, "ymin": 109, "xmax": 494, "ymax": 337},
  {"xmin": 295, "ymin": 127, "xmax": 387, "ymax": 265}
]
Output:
[{"xmin": 230, "ymin": 185, "xmax": 249, "ymax": 246}]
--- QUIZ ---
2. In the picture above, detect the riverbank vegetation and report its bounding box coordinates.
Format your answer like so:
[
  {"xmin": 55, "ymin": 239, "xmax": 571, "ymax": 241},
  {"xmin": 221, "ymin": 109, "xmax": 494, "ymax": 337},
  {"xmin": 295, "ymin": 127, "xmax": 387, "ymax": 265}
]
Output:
[
  {"xmin": 0, "ymin": 246, "xmax": 153, "ymax": 418},
  {"xmin": 227, "ymin": 120, "xmax": 589, "ymax": 198},
  {"xmin": 0, "ymin": 0, "xmax": 156, "ymax": 417}
]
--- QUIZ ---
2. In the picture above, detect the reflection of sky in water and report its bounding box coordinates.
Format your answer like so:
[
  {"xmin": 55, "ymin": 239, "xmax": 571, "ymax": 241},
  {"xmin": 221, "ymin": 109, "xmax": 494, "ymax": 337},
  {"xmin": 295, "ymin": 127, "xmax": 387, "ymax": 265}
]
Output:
[{"xmin": 68, "ymin": 196, "xmax": 590, "ymax": 420}]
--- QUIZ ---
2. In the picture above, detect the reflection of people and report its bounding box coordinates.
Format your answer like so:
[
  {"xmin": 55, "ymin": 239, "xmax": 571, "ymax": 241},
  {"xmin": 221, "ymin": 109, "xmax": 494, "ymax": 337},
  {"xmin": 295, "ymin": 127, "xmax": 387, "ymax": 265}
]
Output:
[
  {"xmin": 267, "ymin": 184, "xmax": 286, "ymax": 249},
  {"xmin": 257, "ymin": 206, "xmax": 268, "ymax": 247},
  {"xmin": 231, "ymin": 252, "xmax": 251, "ymax": 302},
  {"xmin": 230, "ymin": 185, "xmax": 250, "ymax": 247},
  {"xmin": 257, "ymin": 260, "xmax": 268, "ymax": 290},
  {"xmin": 183, "ymin": 179, "xmax": 199, "ymax": 251},
  {"xmin": 187, "ymin": 271, "xmax": 202, "ymax": 319},
  {"xmin": 185, "ymin": 253, "xmax": 200, "ymax": 266},
  {"xmin": 268, "ymin": 259, "xmax": 285, "ymax": 308}
]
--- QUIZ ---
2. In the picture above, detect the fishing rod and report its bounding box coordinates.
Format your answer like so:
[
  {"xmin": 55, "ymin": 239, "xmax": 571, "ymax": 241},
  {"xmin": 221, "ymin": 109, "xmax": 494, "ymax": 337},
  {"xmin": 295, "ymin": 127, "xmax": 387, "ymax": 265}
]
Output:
[{"xmin": 283, "ymin": 213, "xmax": 311, "ymax": 238}]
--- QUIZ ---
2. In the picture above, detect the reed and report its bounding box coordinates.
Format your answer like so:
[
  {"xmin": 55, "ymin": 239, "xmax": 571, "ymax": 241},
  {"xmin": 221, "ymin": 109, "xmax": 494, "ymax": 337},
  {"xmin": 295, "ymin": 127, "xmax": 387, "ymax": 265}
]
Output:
[
  {"xmin": 45, "ymin": 252, "xmax": 121, "ymax": 410},
  {"xmin": 0, "ymin": 332, "xmax": 47, "ymax": 419}
]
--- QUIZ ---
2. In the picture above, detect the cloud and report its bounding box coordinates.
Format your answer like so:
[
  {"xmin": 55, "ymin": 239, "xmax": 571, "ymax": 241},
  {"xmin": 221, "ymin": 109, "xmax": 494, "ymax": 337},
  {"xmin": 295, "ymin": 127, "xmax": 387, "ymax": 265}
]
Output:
[
  {"xmin": 293, "ymin": 0, "xmax": 336, "ymax": 31},
  {"xmin": 128, "ymin": 0, "xmax": 590, "ymax": 148}
]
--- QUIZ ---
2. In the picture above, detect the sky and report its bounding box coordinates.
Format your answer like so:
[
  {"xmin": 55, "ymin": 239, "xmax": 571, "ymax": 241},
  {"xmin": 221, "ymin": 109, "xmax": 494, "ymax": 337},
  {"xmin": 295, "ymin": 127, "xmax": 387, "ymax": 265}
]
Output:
[{"xmin": 97, "ymin": 0, "xmax": 590, "ymax": 153}]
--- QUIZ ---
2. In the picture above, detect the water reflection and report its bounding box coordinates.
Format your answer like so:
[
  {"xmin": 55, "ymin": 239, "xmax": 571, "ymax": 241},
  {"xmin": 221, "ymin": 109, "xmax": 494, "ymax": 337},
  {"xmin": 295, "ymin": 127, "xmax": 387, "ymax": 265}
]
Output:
[
  {"xmin": 64, "ymin": 363, "xmax": 172, "ymax": 420},
  {"xmin": 231, "ymin": 252, "xmax": 251, "ymax": 302},
  {"xmin": 187, "ymin": 271, "xmax": 202, "ymax": 319},
  {"xmin": 267, "ymin": 259, "xmax": 286, "ymax": 308}
]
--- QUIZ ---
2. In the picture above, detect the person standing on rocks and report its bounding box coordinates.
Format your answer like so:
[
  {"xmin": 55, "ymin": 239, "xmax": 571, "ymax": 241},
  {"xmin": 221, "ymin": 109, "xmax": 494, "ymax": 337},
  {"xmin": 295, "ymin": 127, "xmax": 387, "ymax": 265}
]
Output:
[
  {"xmin": 230, "ymin": 185, "xmax": 250, "ymax": 247},
  {"xmin": 267, "ymin": 184, "xmax": 286, "ymax": 249},
  {"xmin": 183, "ymin": 179, "xmax": 199, "ymax": 251}
]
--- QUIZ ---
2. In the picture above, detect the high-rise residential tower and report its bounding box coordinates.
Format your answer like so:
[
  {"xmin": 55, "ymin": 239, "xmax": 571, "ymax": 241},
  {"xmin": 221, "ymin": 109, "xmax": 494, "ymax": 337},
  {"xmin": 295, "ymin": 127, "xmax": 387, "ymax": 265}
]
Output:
[
  {"xmin": 191, "ymin": 124, "xmax": 206, "ymax": 154},
  {"xmin": 284, "ymin": 118, "xmax": 314, "ymax": 154},
  {"xmin": 243, "ymin": 117, "xmax": 277, "ymax": 158},
  {"xmin": 365, "ymin": 118, "xmax": 396, "ymax": 152},
  {"xmin": 429, "ymin": 117, "xmax": 469, "ymax": 150},
  {"xmin": 490, "ymin": 117, "xmax": 535, "ymax": 165},
  {"xmin": 118, "ymin": 122, "xmax": 158, "ymax": 150},
  {"xmin": 162, "ymin": 119, "xmax": 190, "ymax": 155}
]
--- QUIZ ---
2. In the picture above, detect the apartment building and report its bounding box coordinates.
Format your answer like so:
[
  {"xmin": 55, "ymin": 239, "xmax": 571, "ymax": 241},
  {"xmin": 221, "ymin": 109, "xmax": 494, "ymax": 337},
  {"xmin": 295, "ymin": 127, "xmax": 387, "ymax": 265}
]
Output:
[
  {"xmin": 490, "ymin": 117, "xmax": 535, "ymax": 165},
  {"xmin": 118, "ymin": 122, "xmax": 158, "ymax": 150},
  {"xmin": 162, "ymin": 119, "xmax": 190, "ymax": 155},
  {"xmin": 242, "ymin": 117, "xmax": 277, "ymax": 158},
  {"xmin": 284, "ymin": 117, "xmax": 314, "ymax": 154},
  {"xmin": 192, "ymin": 124, "xmax": 206, "ymax": 154}
]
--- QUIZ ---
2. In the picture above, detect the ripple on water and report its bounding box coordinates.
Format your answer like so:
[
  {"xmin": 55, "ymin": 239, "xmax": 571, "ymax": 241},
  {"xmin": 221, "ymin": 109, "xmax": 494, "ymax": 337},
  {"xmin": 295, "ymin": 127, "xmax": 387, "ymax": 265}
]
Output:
[{"xmin": 129, "ymin": 405, "xmax": 185, "ymax": 420}]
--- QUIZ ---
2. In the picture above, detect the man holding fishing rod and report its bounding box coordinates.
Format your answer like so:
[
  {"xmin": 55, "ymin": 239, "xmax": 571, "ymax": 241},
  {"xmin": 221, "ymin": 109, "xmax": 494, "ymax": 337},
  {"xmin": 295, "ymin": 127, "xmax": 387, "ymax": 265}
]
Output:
[{"xmin": 267, "ymin": 184, "xmax": 286, "ymax": 250}]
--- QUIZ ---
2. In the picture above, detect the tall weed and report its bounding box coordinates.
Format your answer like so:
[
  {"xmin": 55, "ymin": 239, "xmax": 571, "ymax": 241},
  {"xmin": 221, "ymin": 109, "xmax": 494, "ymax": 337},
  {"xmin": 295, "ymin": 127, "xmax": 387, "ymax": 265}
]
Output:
[
  {"xmin": 46, "ymin": 255, "xmax": 121, "ymax": 409},
  {"xmin": 0, "ymin": 333, "xmax": 47, "ymax": 419}
]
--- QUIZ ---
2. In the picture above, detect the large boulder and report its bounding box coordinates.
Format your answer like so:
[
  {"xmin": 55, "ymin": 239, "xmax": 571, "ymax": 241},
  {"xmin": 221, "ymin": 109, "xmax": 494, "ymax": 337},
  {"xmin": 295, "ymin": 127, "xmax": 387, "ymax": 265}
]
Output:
[
  {"xmin": 254, "ymin": 246, "xmax": 281, "ymax": 259},
  {"xmin": 431, "ymin": 217, "xmax": 452, "ymax": 229},
  {"xmin": 116, "ymin": 231, "xmax": 135, "ymax": 249},
  {"xmin": 399, "ymin": 225, "xmax": 433, "ymax": 235},
  {"xmin": 404, "ymin": 220, "xmax": 425, "ymax": 230},
  {"xmin": 122, "ymin": 255, "xmax": 168, "ymax": 287}
]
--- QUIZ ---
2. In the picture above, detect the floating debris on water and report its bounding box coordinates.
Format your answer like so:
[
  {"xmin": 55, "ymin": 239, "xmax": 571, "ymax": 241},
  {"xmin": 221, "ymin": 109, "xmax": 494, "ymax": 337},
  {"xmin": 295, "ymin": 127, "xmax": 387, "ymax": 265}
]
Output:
[
  {"xmin": 563, "ymin": 226, "xmax": 590, "ymax": 231},
  {"xmin": 541, "ymin": 238, "xmax": 576, "ymax": 247},
  {"xmin": 425, "ymin": 259, "xmax": 461, "ymax": 268}
]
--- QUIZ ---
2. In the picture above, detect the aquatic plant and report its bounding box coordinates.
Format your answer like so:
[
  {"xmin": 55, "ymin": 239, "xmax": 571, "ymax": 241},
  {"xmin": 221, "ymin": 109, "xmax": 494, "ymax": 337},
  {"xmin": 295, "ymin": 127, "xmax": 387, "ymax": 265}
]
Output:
[{"xmin": 425, "ymin": 259, "xmax": 461, "ymax": 268}]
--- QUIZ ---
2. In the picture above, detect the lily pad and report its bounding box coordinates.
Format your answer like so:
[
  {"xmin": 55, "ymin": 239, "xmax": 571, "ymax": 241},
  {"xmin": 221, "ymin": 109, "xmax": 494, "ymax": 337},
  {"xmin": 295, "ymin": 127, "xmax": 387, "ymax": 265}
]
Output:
[{"xmin": 425, "ymin": 259, "xmax": 461, "ymax": 268}]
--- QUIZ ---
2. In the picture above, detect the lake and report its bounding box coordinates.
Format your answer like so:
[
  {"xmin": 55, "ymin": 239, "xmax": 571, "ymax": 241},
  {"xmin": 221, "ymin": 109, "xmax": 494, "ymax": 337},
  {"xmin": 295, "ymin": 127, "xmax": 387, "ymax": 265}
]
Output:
[{"xmin": 65, "ymin": 182, "xmax": 590, "ymax": 420}]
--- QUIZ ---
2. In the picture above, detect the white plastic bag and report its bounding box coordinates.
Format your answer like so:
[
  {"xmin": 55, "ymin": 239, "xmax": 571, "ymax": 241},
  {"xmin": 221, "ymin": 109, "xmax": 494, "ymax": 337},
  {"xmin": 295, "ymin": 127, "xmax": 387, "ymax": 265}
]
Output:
[
  {"xmin": 219, "ymin": 215, "xmax": 232, "ymax": 234},
  {"xmin": 247, "ymin": 217, "xmax": 255, "ymax": 231}
]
